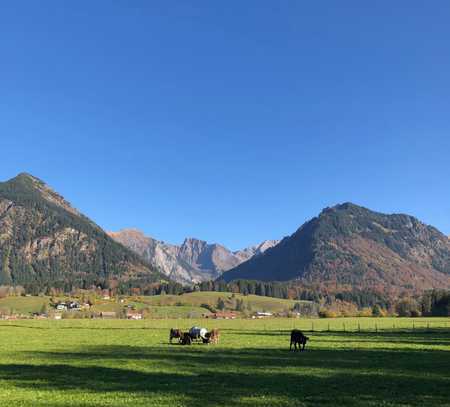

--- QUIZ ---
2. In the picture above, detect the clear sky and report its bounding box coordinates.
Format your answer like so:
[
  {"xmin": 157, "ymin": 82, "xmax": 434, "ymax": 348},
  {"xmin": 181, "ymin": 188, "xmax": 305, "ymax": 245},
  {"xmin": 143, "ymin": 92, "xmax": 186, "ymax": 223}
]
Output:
[{"xmin": 1, "ymin": 1, "xmax": 449, "ymax": 250}]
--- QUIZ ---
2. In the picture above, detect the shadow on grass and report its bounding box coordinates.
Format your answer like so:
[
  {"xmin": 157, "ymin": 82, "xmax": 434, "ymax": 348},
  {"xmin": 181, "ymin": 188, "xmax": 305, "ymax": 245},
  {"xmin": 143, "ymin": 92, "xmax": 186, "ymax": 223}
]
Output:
[
  {"xmin": 11, "ymin": 333, "xmax": 450, "ymax": 407},
  {"xmin": 1, "ymin": 355, "xmax": 449, "ymax": 407}
]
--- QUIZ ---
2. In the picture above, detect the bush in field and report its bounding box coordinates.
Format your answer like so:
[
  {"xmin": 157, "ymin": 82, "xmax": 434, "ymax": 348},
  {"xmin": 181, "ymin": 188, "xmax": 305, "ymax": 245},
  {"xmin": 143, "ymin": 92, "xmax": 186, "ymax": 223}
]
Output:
[
  {"xmin": 200, "ymin": 303, "xmax": 216, "ymax": 313},
  {"xmin": 319, "ymin": 308, "xmax": 338, "ymax": 318},
  {"xmin": 371, "ymin": 304, "xmax": 385, "ymax": 317},
  {"xmin": 358, "ymin": 307, "xmax": 373, "ymax": 317}
]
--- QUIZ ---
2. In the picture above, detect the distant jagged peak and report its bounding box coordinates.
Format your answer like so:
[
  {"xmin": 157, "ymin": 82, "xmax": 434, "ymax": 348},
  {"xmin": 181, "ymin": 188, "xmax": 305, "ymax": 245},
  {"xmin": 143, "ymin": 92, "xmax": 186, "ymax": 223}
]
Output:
[
  {"xmin": 109, "ymin": 228, "xmax": 280, "ymax": 284},
  {"xmin": 181, "ymin": 237, "xmax": 208, "ymax": 246},
  {"xmin": 234, "ymin": 239, "xmax": 279, "ymax": 260},
  {"xmin": 107, "ymin": 228, "xmax": 156, "ymax": 257}
]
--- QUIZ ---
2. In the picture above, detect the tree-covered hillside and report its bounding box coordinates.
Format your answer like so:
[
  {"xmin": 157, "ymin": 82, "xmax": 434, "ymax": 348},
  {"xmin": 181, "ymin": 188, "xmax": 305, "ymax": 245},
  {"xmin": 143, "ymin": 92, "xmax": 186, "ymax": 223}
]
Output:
[
  {"xmin": 221, "ymin": 203, "xmax": 450, "ymax": 295},
  {"xmin": 0, "ymin": 173, "xmax": 163, "ymax": 293}
]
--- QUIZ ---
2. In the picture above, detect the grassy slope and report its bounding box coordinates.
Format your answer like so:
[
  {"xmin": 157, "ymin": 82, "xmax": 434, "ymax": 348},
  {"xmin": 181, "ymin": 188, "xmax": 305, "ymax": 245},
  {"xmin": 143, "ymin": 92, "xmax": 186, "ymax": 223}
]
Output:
[
  {"xmin": 0, "ymin": 318, "xmax": 448, "ymax": 406},
  {"xmin": 136, "ymin": 291, "xmax": 305, "ymax": 312},
  {"xmin": 0, "ymin": 296, "xmax": 48, "ymax": 314}
]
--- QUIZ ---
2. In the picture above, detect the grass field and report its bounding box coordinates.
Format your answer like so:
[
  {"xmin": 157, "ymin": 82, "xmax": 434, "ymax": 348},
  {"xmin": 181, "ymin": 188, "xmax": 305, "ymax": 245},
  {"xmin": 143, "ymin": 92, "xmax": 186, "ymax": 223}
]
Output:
[
  {"xmin": 0, "ymin": 296, "xmax": 48, "ymax": 314},
  {"xmin": 0, "ymin": 317, "xmax": 449, "ymax": 406}
]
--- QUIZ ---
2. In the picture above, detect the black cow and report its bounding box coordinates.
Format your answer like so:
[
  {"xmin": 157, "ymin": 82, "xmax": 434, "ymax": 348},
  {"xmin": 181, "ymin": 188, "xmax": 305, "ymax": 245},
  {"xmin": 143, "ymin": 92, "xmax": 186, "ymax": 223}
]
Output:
[
  {"xmin": 180, "ymin": 332, "xmax": 192, "ymax": 345},
  {"xmin": 290, "ymin": 329, "xmax": 309, "ymax": 351},
  {"xmin": 169, "ymin": 328, "xmax": 183, "ymax": 343}
]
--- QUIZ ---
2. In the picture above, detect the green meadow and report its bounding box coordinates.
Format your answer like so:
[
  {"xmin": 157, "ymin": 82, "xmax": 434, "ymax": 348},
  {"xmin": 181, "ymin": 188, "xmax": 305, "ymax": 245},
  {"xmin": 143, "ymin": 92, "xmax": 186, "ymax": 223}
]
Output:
[{"xmin": 0, "ymin": 318, "xmax": 449, "ymax": 407}]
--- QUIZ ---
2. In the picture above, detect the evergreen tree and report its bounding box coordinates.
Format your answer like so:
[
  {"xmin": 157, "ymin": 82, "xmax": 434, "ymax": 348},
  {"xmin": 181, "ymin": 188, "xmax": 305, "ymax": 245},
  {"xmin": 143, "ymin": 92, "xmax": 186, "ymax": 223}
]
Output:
[
  {"xmin": 0, "ymin": 248, "xmax": 12, "ymax": 285},
  {"xmin": 217, "ymin": 297, "xmax": 226, "ymax": 311}
]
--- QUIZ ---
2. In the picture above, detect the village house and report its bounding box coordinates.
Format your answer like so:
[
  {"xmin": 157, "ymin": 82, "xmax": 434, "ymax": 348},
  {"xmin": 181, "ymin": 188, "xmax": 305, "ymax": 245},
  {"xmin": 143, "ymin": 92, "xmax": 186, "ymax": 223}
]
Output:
[
  {"xmin": 126, "ymin": 311, "xmax": 142, "ymax": 320},
  {"xmin": 67, "ymin": 301, "xmax": 81, "ymax": 310}
]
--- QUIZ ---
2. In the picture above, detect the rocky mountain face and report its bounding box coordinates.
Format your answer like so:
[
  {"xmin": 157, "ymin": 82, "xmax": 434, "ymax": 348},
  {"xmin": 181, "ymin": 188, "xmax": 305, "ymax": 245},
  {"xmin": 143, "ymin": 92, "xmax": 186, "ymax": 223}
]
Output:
[
  {"xmin": 221, "ymin": 203, "xmax": 450, "ymax": 294},
  {"xmin": 109, "ymin": 229, "xmax": 278, "ymax": 284},
  {"xmin": 0, "ymin": 173, "xmax": 162, "ymax": 292}
]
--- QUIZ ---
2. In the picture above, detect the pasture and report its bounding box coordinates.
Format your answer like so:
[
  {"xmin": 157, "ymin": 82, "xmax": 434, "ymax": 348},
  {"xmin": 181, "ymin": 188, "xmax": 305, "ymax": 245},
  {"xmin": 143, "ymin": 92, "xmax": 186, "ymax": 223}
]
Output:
[
  {"xmin": 0, "ymin": 318, "xmax": 449, "ymax": 406},
  {"xmin": 0, "ymin": 292, "xmax": 311, "ymax": 318}
]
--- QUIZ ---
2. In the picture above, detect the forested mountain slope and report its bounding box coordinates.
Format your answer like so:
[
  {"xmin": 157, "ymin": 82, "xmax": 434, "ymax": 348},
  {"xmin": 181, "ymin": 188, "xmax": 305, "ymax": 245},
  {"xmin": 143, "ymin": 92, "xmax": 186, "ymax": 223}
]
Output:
[{"xmin": 0, "ymin": 173, "xmax": 163, "ymax": 293}]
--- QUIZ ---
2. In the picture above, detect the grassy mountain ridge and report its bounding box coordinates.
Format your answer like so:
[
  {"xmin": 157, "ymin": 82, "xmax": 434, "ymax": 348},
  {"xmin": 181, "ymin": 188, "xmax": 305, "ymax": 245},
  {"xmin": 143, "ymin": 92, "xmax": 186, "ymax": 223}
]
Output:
[
  {"xmin": 0, "ymin": 173, "xmax": 163, "ymax": 292},
  {"xmin": 221, "ymin": 203, "xmax": 450, "ymax": 294}
]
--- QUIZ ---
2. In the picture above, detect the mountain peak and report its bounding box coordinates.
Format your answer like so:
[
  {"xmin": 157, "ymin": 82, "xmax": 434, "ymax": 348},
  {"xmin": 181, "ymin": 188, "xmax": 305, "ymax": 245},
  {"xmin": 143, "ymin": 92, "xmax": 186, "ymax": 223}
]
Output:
[
  {"xmin": 182, "ymin": 237, "xmax": 208, "ymax": 247},
  {"xmin": 15, "ymin": 172, "xmax": 40, "ymax": 180},
  {"xmin": 2, "ymin": 172, "xmax": 84, "ymax": 219},
  {"xmin": 321, "ymin": 202, "xmax": 367, "ymax": 214},
  {"xmin": 333, "ymin": 202, "xmax": 362, "ymax": 210},
  {"xmin": 8, "ymin": 172, "xmax": 45, "ymax": 187},
  {"xmin": 221, "ymin": 204, "xmax": 450, "ymax": 293}
]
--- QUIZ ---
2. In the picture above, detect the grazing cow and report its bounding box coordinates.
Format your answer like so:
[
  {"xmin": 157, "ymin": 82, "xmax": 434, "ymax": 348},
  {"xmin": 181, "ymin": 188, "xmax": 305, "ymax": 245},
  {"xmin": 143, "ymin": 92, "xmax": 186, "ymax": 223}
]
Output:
[
  {"xmin": 205, "ymin": 328, "xmax": 220, "ymax": 344},
  {"xmin": 290, "ymin": 329, "xmax": 309, "ymax": 351},
  {"xmin": 181, "ymin": 332, "xmax": 192, "ymax": 345},
  {"xmin": 169, "ymin": 328, "xmax": 183, "ymax": 343},
  {"xmin": 189, "ymin": 326, "xmax": 208, "ymax": 341}
]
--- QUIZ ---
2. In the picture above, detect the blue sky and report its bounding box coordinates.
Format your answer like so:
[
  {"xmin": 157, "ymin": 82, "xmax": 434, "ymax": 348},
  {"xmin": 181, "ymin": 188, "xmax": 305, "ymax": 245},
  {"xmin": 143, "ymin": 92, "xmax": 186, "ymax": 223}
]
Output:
[{"xmin": 1, "ymin": 1, "xmax": 449, "ymax": 249}]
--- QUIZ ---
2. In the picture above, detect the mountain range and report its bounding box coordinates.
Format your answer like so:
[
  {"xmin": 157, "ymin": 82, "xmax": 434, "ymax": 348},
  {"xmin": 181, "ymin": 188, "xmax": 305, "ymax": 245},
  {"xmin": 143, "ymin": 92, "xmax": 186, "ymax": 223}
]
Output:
[
  {"xmin": 1, "ymin": 173, "xmax": 449, "ymax": 297},
  {"xmin": 108, "ymin": 229, "xmax": 278, "ymax": 284}
]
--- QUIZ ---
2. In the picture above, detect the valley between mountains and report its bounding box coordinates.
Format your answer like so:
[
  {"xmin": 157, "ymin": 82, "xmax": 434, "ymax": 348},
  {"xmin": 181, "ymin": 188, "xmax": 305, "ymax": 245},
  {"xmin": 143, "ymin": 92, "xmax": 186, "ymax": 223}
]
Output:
[{"xmin": 1, "ymin": 173, "xmax": 449, "ymax": 299}]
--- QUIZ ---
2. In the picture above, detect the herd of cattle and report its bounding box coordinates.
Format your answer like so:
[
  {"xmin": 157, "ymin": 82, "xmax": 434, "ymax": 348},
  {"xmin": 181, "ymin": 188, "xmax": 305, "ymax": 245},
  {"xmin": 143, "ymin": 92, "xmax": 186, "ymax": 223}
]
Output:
[
  {"xmin": 169, "ymin": 327, "xmax": 309, "ymax": 351},
  {"xmin": 170, "ymin": 327, "xmax": 221, "ymax": 345}
]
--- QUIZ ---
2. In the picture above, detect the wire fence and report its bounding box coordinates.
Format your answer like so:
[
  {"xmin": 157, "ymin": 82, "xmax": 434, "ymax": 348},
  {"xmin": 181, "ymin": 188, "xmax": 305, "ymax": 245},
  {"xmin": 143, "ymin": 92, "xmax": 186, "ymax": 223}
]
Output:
[{"xmin": 293, "ymin": 320, "xmax": 450, "ymax": 334}]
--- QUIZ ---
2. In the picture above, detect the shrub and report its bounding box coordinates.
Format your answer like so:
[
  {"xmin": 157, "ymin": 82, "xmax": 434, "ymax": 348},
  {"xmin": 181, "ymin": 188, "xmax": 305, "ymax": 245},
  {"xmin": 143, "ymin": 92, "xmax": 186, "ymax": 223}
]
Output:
[
  {"xmin": 319, "ymin": 308, "xmax": 338, "ymax": 318},
  {"xmin": 200, "ymin": 303, "xmax": 216, "ymax": 313}
]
